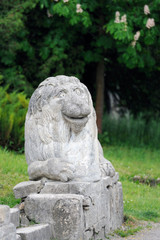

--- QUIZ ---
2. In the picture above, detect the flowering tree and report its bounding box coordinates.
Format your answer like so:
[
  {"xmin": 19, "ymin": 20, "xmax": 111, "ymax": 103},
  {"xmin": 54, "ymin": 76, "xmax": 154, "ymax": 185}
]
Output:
[
  {"xmin": 39, "ymin": 0, "xmax": 160, "ymax": 132},
  {"xmin": 1, "ymin": 0, "xmax": 160, "ymax": 132},
  {"xmin": 106, "ymin": 2, "xmax": 159, "ymax": 70},
  {"xmin": 40, "ymin": 0, "xmax": 115, "ymax": 133}
]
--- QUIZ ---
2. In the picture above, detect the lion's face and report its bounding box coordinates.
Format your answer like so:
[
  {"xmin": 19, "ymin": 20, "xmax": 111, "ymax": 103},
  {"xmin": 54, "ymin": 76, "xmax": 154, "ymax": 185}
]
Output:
[{"xmin": 48, "ymin": 82, "xmax": 91, "ymax": 133}]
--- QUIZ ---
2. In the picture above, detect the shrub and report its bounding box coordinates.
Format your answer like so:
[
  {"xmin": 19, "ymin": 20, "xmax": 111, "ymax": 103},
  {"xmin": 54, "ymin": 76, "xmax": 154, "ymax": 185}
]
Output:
[
  {"xmin": 102, "ymin": 113, "xmax": 160, "ymax": 149},
  {"xmin": 0, "ymin": 87, "xmax": 29, "ymax": 151}
]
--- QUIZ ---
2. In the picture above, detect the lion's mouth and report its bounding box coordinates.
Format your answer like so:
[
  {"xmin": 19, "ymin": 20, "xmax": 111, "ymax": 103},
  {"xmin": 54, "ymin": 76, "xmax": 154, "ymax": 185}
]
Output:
[{"xmin": 63, "ymin": 114, "xmax": 88, "ymax": 124}]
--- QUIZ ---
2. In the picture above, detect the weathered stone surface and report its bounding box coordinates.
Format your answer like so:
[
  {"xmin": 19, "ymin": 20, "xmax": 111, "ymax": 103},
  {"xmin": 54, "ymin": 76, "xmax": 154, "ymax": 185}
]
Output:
[
  {"xmin": 0, "ymin": 205, "xmax": 10, "ymax": 226},
  {"xmin": 13, "ymin": 181, "xmax": 41, "ymax": 199},
  {"xmin": 10, "ymin": 208, "xmax": 20, "ymax": 227},
  {"xmin": 19, "ymin": 178, "xmax": 123, "ymax": 240},
  {"xmin": 20, "ymin": 213, "xmax": 30, "ymax": 227},
  {"xmin": 16, "ymin": 224, "xmax": 52, "ymax": 240},
  {"xmin": 12, "ymin": 75, "xmax": 123, "ymax": 239},
  {"xmin": 25, "ymin": 75, "xmax": 115, "ymax": 182},
  {"xmin": 0, "ymin": 223, "xmax": 16, "ymax": 240},
  {"xmin": 40, "ymin": 181, "xmax": 70, "ymax": 194},
  {"xmin": 112, "ymin": 172, "xmax": 119, "ymax": 185},
  {"xmin": 40, "ymin": 181, "xmax": 92, "ymax": 196},
  {"xmin": 16, "ymin": 234, "xmax": 21, "ymax": 240},
  {"xmin": 25, "ymin": 193, "xmax": 84, "ymax": 240}
]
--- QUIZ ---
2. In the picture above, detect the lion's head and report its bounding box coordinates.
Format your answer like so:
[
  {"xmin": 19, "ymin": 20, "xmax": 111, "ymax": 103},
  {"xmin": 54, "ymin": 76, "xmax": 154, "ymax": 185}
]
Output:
[{"xmin": 27, "ymin": 75, "xmax": 93, "ymax": 133}]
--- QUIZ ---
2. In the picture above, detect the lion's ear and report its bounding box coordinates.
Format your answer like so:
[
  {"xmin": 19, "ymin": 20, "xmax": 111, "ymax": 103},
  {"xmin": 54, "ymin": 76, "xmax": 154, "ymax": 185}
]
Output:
[{"xmin": 38, "ymin": 125, "xmax": 52, "ymax": 144}]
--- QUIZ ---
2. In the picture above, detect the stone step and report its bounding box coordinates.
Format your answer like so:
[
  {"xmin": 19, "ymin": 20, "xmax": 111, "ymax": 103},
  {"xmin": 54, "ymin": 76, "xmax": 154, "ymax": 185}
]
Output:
[
  {"xmin": 0, "ymin": 223, "xmax": 16, "ymax": 240},
  {"xmin": 10, "ymin": 208, "xmax": 20, "ymax": 227},
  {"xmin": 16, "ymin": 223, "xmax": 52, "ymax": 240}
]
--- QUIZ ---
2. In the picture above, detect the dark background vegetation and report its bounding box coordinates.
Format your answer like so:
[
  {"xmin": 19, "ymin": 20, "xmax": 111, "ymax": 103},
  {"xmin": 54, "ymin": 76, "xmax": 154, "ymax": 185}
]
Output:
[{"xmin": 0, "ymin": 0, "xmax": 160, "ymax": 151}]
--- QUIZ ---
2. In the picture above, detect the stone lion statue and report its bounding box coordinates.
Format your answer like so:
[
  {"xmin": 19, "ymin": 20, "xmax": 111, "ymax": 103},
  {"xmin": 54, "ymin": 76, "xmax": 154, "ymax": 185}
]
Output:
[{"xmin": 25, "ymin": 75, "xmax": 115, "ymax": 182}]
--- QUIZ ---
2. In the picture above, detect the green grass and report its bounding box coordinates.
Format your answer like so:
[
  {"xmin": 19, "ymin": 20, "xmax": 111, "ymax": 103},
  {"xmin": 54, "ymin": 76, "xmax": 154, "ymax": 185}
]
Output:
[
  {"xmin": 104, "ymin": 145, "xmax": 160, "ymax": 222},
  {"xmin": 102, "ymin": 114, "xmax": 160, "ymax": 149},
  {"xmin": 0, "ymin": 145, "xmax": 160, "ymax": 223},
  {"xmin": 114, "ymin": 226, "xmax": 143, "ymax": 237},
  {"xmin": 0, "ymin": 147, "xmax": 28, "ymax": 207}
]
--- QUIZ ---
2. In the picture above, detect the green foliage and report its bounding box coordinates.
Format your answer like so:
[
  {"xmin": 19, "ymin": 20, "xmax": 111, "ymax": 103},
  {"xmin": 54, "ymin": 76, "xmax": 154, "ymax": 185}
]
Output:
[
  {"xmin": 102, "ymin": 113, "xmax": 160, "ymax": 149},
  {"xmin": 1, "ymin": 0, "xmax": 160, "ymax": 126},
  {"xmin": 0, "ymin": 0, "xmax": 89, "ymax": 93},
  {"xmin": 0, "ymin": 87, "xmax": 29, "ymax": 151},
  {"xmin": 40, "ymin": 0, "xmax": 92, "ymax": 27},
  {"xmin": 0, "ymin": 0, "xmax": 38, "ymax": 94},
  {"xmin": 98, "ymin": 131, "xmax": 109, "ymax": 146},
  {"xmin": 106, "ymin": 1, "xmax": 160, "ymax": 70}
]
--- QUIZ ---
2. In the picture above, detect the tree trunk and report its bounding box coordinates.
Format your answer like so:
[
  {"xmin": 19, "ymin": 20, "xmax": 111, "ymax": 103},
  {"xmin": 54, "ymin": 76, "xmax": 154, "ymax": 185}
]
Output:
[{"xmin": 95, "ymin": 59, "xmax": 105, "ymax": 134}]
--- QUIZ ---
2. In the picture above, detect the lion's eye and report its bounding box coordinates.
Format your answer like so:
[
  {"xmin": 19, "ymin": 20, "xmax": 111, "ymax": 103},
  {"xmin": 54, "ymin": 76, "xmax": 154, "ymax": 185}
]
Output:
[
  {"xmin": 58, "ymin": 91, "xmax": 66, "ymax": 98},
  {"xmin": 75, "ymin": 88, "xmax": 81, "ymax": 96}
]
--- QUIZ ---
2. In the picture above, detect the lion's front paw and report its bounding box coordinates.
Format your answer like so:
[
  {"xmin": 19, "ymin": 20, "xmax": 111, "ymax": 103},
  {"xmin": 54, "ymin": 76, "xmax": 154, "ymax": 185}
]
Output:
[
  {"xmin": 47, "ymin": 158, "xmax": 75, "ymax": 182},
  {"xmin": 100, "ymin": 161, "xmax": 115, "ymax": 177}
]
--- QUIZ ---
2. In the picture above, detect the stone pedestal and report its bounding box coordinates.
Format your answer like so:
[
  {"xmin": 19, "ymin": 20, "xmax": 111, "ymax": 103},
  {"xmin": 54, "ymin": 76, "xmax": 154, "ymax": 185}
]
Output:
[
  {"xmin": 14, "ymin": 173, "xmax": 123, "ymax": 240},
  {"xmin": 0, "ymin": 205, "xmax": 16, "ymax": 240}
]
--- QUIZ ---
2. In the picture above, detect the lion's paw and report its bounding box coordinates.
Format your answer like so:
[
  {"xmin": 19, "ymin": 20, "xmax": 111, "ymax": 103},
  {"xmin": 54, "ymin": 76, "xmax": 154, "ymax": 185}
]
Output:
[
  {"xmin": 100, "ymin": 161, "xmax": 115, "ymax": 177},
  {"xmin": 47, "ymin": 158, "xmax": 75, "ymax": 181}
]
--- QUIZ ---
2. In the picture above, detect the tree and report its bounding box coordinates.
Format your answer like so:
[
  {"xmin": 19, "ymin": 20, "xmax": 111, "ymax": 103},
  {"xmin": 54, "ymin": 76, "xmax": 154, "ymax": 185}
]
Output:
[
  {"xmin": 1, "ymin": 0, "xmax": 160, "ymax": 130},
  {"xmin": 39, "ymin": 0, "xmax": 117, "ymax": 133},
  {"xmin": 39, "ymin": 0, "xmax": 160, "ymax": 131},
  {"xmin": 0, "ymin": 0, "xmax": 87, "ymax": 95},
  {"xmin": 106, "ymin": 1, "xmax": 160, "ymax": 71}
]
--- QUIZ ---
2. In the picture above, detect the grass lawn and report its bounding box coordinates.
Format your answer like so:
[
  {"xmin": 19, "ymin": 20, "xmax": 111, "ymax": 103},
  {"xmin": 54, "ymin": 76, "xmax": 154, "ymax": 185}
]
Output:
[
  {"xmin": 0, "ymin": 147, "xmax": 28, "ymax": 207},
  {"xmin": 104, "ymin": 145, "xmax": 160, "ymax": 222},
  {"xmin": 0, "ymin": 145, "xmax": 160, "ymax": 222}
]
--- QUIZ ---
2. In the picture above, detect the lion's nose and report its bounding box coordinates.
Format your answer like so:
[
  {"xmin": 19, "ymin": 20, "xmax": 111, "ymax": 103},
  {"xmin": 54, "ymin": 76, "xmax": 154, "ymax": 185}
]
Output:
[{"xmin": 62, "ymin": 101, "xmax": 91, "ymax": 118}]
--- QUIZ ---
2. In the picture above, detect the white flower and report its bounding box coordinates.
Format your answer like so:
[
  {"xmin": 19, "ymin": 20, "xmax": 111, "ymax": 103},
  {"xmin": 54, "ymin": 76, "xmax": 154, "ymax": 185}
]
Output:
[
  {"xmin": 63, "ymin": 0, "xmax": 69, "ymax": 2},
  {"xmin": 116, "ymin": 11, "xmax": 120, "ymax": 17},
  {"xmin": 114, "ymin": 11, "xmax": 120, "ymax": 23},
  {"xmin": 144, "ymin": 5, "xmax": 150, "ymax": 15},
  {"xmin": 134, "ymin": 31, "xmax": 140, "ymax": 41},
  {"xmin": 54, "ymin": 0, "xmax": 59, "ymax": 2},
  {"xmin": 146, "ymin": 18, "xmax": 155, "ymax": 29},
  {"xmin": 121, "ymin": 14, "xmax": 127, "ymax": 23},
  {"xmin": 131, "ymin": 40, "xmax": 136, "ymax": 47},
  {"xmin": 76, "ymin": 3, "xmax": 83, "ymax": 13}
]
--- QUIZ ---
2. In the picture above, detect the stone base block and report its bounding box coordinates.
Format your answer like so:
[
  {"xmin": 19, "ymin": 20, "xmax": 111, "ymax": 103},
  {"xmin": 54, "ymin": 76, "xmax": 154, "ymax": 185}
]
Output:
[
  {"xmin": 18, "ymin": 175, "xmax": 123, "ymax": 240},
  {"xmin": 16, "ymin": 224, "xmax": 52, "ymax": 240},
  {"xmin": 25, "ymin": 194, "xmax": 84, "ymax": 240},
  {"xmin": 13, "ymin": 181, "xmax": 41, "ymax": 199},
  {"xmin": 0, "ymin": 205, "xmax": 10, "ymax": 226},
  {"xmin": 0, "ymin": 223, "xmax": 16, "ymax": 240},
  {"xmin": 10, "ymin": 208, "xmax": 20, "ymax": 227}
]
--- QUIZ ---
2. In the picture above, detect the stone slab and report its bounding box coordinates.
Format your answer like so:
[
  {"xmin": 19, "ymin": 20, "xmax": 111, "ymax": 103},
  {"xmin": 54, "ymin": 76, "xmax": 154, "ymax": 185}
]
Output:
[
  {"xmin": 13, "ymin": 181, "xmax": 41, "ymax": 199},
  {"xmin": 25, "ymin": 193, "xmax": 84, "ymax": 240},
  {"xmin": 10, "ymin": 208, "xmax": 20, "ymax": 227},
  {"xmin": 0, "ymin": 223, "xmax": 16, "ymax": 240},
  {"xmin": 0, "ymin": 205, "xmax": 10, "ymax": 226},
  {"xmin": 16, "ymin": 224, "xmax": 52, "ymax": 240}
]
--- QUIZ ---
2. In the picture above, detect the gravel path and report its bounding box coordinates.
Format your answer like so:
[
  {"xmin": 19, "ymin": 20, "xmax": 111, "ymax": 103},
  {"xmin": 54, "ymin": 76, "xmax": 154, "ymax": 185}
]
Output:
[{"xmin": 106, "ymin": 222, "xmax": 160, "ymax": 240}]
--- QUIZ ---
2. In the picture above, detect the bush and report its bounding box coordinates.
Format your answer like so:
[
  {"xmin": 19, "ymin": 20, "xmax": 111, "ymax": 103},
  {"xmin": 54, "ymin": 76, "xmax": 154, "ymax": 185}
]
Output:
[
  {"xmin": 0, "ymin": 87, "xmax": 29, "ymax": 151},
  {"xmin": 102, "ymin": 113, "xmax": 160, "ymax": 149}
]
